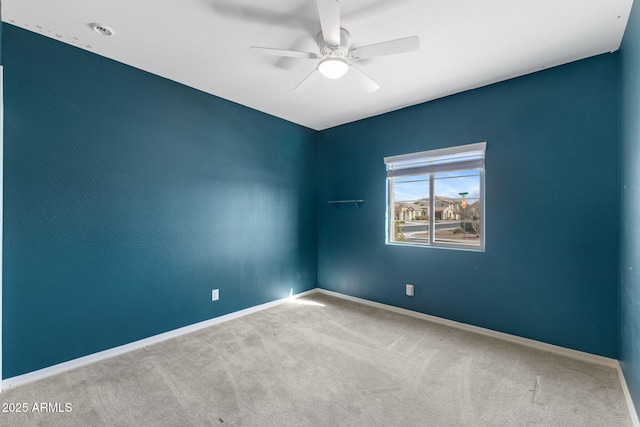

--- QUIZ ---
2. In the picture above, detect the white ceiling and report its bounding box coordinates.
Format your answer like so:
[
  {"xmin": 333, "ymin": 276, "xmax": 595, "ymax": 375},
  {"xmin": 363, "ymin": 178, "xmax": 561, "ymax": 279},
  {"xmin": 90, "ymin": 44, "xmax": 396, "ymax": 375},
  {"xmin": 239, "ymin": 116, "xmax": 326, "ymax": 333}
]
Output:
[{"xmin": 2, "ymin": 0, "xmax": 634, "ymax": 130}]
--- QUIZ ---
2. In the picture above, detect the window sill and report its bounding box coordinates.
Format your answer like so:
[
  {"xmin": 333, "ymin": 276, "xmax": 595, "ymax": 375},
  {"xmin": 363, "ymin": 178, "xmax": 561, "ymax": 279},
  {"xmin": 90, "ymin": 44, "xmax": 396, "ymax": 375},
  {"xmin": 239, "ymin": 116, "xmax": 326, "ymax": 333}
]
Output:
[{"xmin": 385, "ymin": 241, "xmax": 485, "ymax": 252}]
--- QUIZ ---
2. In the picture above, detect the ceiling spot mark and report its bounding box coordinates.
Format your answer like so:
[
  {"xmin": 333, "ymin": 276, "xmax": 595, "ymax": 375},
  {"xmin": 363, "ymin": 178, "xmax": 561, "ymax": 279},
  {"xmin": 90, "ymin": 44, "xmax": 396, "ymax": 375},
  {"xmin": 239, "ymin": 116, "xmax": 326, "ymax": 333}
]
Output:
[
  {"xmin": 86, "ymin": 45, "xmax": 93, "ymax": 49},
  {"xmin": 55, "ymin": 34, "xmax": 63, "ymax": 38},
  {"xmin": 9, "ymin": 19, "xmax": 15, "ymax": 23}
]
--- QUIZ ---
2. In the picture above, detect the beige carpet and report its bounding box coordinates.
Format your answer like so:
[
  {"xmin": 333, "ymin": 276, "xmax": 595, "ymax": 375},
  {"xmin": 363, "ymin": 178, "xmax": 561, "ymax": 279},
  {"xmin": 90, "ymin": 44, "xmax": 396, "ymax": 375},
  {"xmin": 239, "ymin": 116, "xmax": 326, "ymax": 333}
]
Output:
[{"xmin": 0, "ymin": 293, "xmax": 632, "ymax": 426}]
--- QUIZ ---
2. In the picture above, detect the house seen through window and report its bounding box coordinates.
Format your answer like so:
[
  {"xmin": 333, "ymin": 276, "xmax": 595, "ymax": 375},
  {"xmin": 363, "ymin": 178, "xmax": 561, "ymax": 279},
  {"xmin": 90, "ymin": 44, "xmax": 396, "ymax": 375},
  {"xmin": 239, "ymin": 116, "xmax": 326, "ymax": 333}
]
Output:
[{"xmin": 385, "ymin": 142, "xmax": 486, "ymax": 251}]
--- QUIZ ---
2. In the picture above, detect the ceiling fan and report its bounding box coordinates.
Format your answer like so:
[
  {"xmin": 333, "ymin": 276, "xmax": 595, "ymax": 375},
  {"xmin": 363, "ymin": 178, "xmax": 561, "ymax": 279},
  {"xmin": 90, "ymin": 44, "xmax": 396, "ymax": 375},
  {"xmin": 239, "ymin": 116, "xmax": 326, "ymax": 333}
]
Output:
[{"xmin": 250, "ymin": 0, "xmax": 420, "ymax": 93}]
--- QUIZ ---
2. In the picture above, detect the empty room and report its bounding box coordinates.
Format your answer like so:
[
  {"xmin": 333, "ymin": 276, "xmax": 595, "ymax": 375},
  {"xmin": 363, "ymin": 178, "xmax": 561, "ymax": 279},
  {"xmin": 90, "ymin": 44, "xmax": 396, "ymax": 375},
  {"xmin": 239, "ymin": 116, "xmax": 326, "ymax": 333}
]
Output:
[{"xmin": 0, "ymin": 0, "xmax": 640, "ymax": 425}]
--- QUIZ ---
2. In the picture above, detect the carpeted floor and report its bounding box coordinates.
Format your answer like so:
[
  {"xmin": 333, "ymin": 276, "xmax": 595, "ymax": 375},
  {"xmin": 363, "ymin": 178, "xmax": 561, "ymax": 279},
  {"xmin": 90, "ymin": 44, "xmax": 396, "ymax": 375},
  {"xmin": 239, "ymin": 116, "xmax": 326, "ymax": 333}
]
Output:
[{"xmin": 0, "ymin": 293, "xmax": 632, "ymax": 426}]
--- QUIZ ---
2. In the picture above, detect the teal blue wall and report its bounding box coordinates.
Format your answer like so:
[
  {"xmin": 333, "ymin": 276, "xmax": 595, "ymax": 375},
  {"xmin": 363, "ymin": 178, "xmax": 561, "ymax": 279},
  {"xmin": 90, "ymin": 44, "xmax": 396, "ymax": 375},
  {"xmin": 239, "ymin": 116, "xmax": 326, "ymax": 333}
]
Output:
[
  {"xmin": 620, "ymin": 0, "xmax": 640, "ymax": 418},
  {"xmin": 1, "ymin": 4, "xmax": 3, "ymax": 64},
  {"xmin": 317, "ymin": 54, "xmax": 619, "ymax": 358},
  {"xmin": 0, "ymin": 20, "xmax": 628, "ymax": 379},
  {"xmin": 2, "ymin": 25, "xmax": 318, "ymax": 378}
]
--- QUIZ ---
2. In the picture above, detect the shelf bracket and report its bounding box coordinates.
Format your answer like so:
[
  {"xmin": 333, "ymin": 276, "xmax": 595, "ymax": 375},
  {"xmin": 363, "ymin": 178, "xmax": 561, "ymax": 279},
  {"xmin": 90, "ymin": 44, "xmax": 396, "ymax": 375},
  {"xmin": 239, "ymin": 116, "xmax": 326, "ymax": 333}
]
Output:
[{"xmin": 328, "ymin": 200, "xmax": 365, "ymax": 210}]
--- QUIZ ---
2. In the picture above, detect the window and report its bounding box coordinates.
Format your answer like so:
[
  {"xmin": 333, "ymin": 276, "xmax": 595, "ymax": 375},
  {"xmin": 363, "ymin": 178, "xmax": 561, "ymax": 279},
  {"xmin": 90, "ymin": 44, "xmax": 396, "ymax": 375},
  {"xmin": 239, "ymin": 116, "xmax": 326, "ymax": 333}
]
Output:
[{"xmin": 385, "ymin": 142, "xmax": 486, "ymax": 251}]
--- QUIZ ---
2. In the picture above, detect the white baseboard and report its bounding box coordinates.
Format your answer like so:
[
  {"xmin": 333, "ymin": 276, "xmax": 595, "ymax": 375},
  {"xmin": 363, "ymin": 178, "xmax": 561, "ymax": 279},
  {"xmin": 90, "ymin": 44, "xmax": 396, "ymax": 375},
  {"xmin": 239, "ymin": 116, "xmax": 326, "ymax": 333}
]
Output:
[
  {"xmin": 618, "ymin": 363, "xmax": 640, "ymax": 427},
  {"xmin": 317, "ymin": 289, "xmax": 640, "ymax": 423},
  {"xmin": 316, "ymin": 288, "xmax": 618, "ymax": 369},
  {"xmin": 1, "ymin": 288, "xmax": 317, "ymax": 390}
]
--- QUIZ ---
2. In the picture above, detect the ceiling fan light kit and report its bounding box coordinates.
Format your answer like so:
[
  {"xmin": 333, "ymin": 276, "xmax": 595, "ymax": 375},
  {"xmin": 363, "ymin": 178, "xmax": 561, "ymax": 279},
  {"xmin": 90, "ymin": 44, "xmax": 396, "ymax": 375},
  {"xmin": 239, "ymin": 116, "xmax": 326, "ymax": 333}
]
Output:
[
  {"xmin": 250, "ymin": 0, "xmax": 420, "ymax": 92},
  {"xmin": 318, "ymin": 57, "xmax": 349, "ymax": 79}
]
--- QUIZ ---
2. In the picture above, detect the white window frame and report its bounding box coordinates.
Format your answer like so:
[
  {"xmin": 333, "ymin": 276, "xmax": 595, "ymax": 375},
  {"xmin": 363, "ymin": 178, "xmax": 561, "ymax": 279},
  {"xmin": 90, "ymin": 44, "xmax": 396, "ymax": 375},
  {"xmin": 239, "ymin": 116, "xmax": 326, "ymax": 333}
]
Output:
[{"xmin": 385, "ymin": 142, "xmax": 486, "ymax": 252}]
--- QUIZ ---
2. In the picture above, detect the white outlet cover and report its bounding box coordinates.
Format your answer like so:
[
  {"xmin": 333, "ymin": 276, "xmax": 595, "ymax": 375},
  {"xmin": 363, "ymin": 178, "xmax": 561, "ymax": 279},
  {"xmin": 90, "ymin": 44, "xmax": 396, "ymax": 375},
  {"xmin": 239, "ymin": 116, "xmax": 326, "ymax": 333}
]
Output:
[
  {"xmin": 406, "ymin": 284, "xmax": 414, "ymax": 296},
  {"xmin": 212, "ymin": 289, "xmax": 219, "ymax": 301}
]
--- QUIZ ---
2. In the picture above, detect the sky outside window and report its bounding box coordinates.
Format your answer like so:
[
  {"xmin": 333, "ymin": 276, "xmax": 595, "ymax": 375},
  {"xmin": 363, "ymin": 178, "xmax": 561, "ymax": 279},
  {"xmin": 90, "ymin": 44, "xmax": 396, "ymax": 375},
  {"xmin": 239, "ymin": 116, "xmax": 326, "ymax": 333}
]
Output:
[{"xmin": 393, "ymin": 170, "xmax": 480, "ymax": 202}]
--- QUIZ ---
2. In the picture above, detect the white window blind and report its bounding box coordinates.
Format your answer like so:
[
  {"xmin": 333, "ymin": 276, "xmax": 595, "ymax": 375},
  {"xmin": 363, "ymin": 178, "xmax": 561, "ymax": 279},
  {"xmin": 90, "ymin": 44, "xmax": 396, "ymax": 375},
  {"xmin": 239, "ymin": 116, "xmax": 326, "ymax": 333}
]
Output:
[{"xmin": 384, "ymin": 142, "xmax": 486, "ymax": 177}]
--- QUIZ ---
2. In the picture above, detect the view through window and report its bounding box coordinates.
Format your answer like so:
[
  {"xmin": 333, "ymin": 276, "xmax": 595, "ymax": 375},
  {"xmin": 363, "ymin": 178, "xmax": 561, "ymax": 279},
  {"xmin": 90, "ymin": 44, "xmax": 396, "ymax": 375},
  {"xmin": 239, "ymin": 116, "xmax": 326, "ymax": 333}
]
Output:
[{"xmin": 385, "ymin": 143, "xmax": 485, "ymax": 251}]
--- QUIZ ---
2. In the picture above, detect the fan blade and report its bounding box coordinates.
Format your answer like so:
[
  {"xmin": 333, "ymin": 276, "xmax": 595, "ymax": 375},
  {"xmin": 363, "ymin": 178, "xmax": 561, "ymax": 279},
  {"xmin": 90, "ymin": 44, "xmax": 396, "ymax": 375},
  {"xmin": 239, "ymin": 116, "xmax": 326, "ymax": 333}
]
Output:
[
  {"xmin": 350, "ymin": 36, "xmax": 420, "ymax": 60},
  {"xmin": 211, "ymin": 2, "xmax": 317, "ymax": 34},
  {"xmin": 294, "ymin": 68, "xmax": 321, "ymax": 92},
  {"xmin": 250, "ymin": 47, "xmax": 319, "ymax": 59},
  {"xmin": 317, "ymin": 0, "xmax": 341, "ymax": 46},
  {"xmin": 349, "ymin": 65, "xmax": 380, "ymax": 93}
]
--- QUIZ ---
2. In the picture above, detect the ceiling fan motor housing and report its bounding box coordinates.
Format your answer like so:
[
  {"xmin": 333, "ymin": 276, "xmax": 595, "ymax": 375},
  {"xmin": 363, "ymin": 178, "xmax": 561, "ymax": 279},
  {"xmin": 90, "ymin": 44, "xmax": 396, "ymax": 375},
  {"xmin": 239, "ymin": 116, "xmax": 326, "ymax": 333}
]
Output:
[{"xmin": 316, "ymin": 28, "xmax": 352, "ymax": 58}]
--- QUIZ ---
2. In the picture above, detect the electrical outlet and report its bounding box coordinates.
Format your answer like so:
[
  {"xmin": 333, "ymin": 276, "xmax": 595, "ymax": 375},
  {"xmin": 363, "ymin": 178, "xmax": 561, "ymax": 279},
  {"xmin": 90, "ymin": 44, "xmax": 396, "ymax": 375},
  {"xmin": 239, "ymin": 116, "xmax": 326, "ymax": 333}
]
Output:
[
  {"xmin": 406, "ymin": 284, "xmax": 414, "ymax": 297},
  {"xmin": 212, "ymin": 289, "xmax": 219, "ymax": 301}
]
